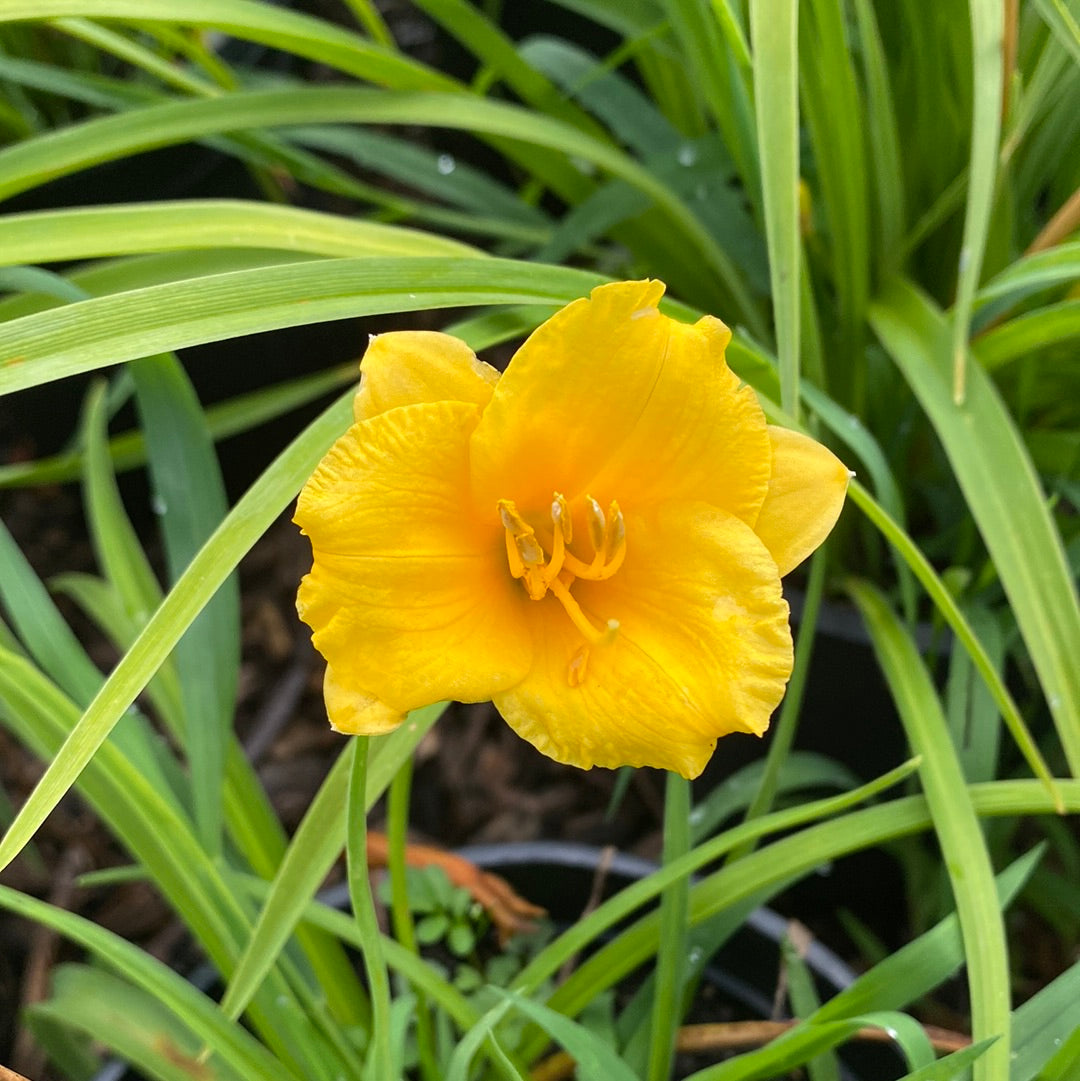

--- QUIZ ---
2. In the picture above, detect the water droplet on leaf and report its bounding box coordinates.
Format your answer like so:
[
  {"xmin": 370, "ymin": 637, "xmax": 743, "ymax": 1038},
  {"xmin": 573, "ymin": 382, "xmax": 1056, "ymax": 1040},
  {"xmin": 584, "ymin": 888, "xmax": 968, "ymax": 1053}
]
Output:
[{"xmin": 677, "ymin": 144, "xmax": 697, "ymax": 167}]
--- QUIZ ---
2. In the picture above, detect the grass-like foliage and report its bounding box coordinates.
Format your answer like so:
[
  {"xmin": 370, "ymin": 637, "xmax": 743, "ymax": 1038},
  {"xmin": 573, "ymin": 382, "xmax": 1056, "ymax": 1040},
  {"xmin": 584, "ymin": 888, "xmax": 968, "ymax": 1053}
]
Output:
[{"xmin": 0, "ymin": 2, "xmax": 1078, "ymax": 1080}]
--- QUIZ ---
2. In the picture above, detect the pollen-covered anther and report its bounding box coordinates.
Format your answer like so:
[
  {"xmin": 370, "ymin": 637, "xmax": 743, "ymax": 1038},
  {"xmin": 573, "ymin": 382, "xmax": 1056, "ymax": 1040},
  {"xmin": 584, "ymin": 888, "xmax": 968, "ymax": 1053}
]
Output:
[
  {"xmin": 498, "ymin": 499, "xmax": 547, "ymax": 599},
  {"xmin": 563, "ymin": 496, "xmax": 626, "ymax": 580}
]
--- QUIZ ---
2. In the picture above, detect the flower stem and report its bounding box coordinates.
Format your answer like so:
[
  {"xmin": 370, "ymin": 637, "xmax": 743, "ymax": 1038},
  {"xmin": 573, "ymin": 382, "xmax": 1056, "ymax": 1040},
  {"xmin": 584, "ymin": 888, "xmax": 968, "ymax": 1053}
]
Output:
[
  {"xmin": 387, "ymin": 755, "xmax": 440, "ymax": 1081},
  {"xmin": 646, "ymin": 772, "xmax": 692, "ymax": 1081},
  {"xmin": 347, "ymin": 736, "xmax": 397, "ymax": 1080}
]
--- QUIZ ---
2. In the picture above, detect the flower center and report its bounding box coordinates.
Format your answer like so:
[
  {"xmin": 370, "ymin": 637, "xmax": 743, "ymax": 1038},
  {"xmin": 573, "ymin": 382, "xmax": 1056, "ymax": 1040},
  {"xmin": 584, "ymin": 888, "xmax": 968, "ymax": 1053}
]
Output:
[{"xmin": 498, "ymin": 493, "xmax": 625, "ymax": 686}]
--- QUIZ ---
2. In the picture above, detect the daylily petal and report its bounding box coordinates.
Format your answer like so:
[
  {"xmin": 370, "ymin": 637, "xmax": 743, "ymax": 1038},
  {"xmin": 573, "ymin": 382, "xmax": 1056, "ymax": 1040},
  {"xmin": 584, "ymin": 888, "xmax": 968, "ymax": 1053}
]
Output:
[
  {"xmin": 588, "ymin": 311, "xmax": 771, "ymax": 522},
  {"xmin": 755, "ymin": 426, "xmax": 850, "ymax": 577},
  {"xmin": 296, "ymin": 400, "xmax": 532, "ymax": 712},
  {"xmin": 470, "ymin": 281, "xmax": 771, "ymax": 525},
  {"xmin": 324, "ymin": 666, "xmax": 405, "ymax": 735},
  {"xmin": 354, "ymin": 330, "xmax": 499, "ymax": 422},
  {"xmin": 492, "ymin": 501, "xmax": 793, "ymax": 778}
]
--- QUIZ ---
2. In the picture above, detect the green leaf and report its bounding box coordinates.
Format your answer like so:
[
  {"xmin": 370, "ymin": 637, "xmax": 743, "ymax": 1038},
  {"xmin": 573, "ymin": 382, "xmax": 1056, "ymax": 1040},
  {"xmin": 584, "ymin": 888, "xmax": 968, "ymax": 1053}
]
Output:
[
  {"xmin": 346, "ymin": 737, "xmax": 394, "ymax": 1081},
  {"xmin": 519, "ymin": 36, "xmax": 681, "ymax": 158},
  {"xmin": 511, "ymin": 763, "xmax": 924, "ymax": 1053},
  {"xmin": 798, "ymin": 0, "xmax": 870, "ymax": 405},
  {"xmin": 850, "ymin": 0, "xmax": 905, "ymax": 271},
  {"xmin": 847, "ymin": 480, "xmax": 1059, "ymax": 803},
  {"xmin": 0, "ymin": 518, "xmax": 109, "ymax": 706},
  {"xmin": 240, "ymin": 881, "xmax": 482, "ymax": 1036},
  {"xmin": 0, "ymin": 200, "xmax": 481, "ymax": 267},
  {"xmin": 517, "ymin": 780, "xmax": 1080, "ymax": 1065},
  {"xmin": 26, "ymin": 964, "xmax": 247, "ymax": 1081},
  {"xmin": 447, "ymin": 922, "xmax": 477, "ymax": 957},
  {"xmin": 0, "ymin": 653, "xmax": 333, "ymax": 1071},
  {"xmin": 892, "ymin": 1040, "xmax": 997, "ymax": 1081},
  {"xmin": 131, "ymin": 354, "xmax": 238, "ymax": 854},
  {"xmin": 683, "ymin": 1011, "xmax": 937, "ymax": 1081},
  {"xmin": 1031, "ymin": 0, "xmax": 1080, "ymax": 68},
  {"xmin": 751, "ymin": 0, "xmax": 801, "ymax": 418},
  {"xmin": 780, "ymin": 932, "xmax": 838, "ymax": 1081},
  {"xmin": 0, "ymin": 0, "xmax": 456, "ymax": 90},
  {"xmin": 407, "ymin": 0, "xmax": 601, "ymax": 132},
  {"xmin": 974, "ymin": 299, "xmax": 1080, "ymax": 371},
  {"xmin": 443, "ymin": 997, "xmax": 521, "ymax": 1081},
  {"xmin": 0, "ymin": 257, "xmax": 606, "ymax": 395},
  {"xmin": 48, "ymin": 572, "xmax": 184, "ymax": 732},
  {"xmin": 674, "ymin": 848, "xmax": 1041, "ymax": 1081},
  {"xmin": 660, "ymin": 0, "xmax": 756, "ymax": 190},
  {"xmin": 691, "ymin": 751, "xmax": 860, "ymax": 842},
  {"xmin": 1010, "ymin": 955, "xmax": 1080, "ymax": 1081},
  {"xmin": 489, "ymin": 989, "xmax": 639, "ymax": 1081},
  {"xmin": 646, "ymin": 774, "xmax": 691, "ymax": 1081},
  {"xmin": 81, "ymin": 380, "xmax": 162, "ymax": 639},
  {"xmin": 815, "ymin": 846, "xmax": 1041, "ymax": 1017},
  {"xmin": 0, "ymin": 85, "xmax": 757, "ymax": 326},
  {"xmin": 974, "ymin": 241, "xmax": 1080, "ymax": 317},
  {"xmin": 0, "ymin": 361, "xmax": 357, "ymax": 490},
  {"xmin": 284, "ymin": 126, "xmax": 548, "ymax": 228},
  {"xmin": 0, "ymin": 517, "xmax": 181, "ymax": 805},
  {"xmin": 217, "ymin": 706, "xmax": 443, "ymax": 1027},
  {"xmin": 0, "ymin": 887, "xmax": 301, "ymax": 1081},
  {"xmin": 0, "ymin": 390, "xmax": 352, "ymax": 876},
  {"xmin": 950, "ymin": 0, "xmax": 1005, "ymax": 401},
  {"xmin": 847, "ymin": 580, "xmax": 1010, "ymax": 1081},
  {"xmin": 870, "ymin": 278, "xmax": 1080, "ymax": 776},
  {"xmin": 1036, "ymin": 1029, "xmax": 1080, "ymax": 1081}
]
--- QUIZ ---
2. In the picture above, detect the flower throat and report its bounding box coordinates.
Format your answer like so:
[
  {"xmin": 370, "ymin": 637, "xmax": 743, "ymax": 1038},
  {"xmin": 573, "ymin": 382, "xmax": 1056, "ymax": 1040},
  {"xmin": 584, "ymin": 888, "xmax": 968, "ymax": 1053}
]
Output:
[{"xmin": 498, "ymin": 493, "xmax": 625, "ymax": 686}]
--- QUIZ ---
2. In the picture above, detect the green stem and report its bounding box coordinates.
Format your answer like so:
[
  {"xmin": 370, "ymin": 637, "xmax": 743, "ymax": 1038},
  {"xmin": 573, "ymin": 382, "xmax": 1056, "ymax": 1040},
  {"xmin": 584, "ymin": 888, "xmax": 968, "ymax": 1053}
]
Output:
[
  {"xmin": 387, "ymin": 756, "xmax": 440, "ymax": 1081},
  {"xmin": 646, "ymin": 772, "xmax": 692, "ymax": 1081},
  {"xmin": 347, "ymin": 737, "xmax": 397, "ymax": 1080}
]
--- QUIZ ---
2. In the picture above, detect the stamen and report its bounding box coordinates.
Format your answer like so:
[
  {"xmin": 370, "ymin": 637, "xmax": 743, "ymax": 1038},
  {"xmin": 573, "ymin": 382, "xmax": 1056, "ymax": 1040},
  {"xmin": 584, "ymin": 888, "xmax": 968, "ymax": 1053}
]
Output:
[
  {"xmin": 542, "ymin": 494, "xmax": 569, "ymax": 585},
  {"xmin": 548, "ymin": 577, "xmax": 620, "ymax": 646},
  {"xmin": 563, "ymin": 499, "xmax": 626, "ymax": 581},
  {"xmin": 499, "ymin": 499, "xmax": 549, "ymax": 599},
  {"xmin": 499, "ymin": 492, "xmax": 624, "ymax": 683}
]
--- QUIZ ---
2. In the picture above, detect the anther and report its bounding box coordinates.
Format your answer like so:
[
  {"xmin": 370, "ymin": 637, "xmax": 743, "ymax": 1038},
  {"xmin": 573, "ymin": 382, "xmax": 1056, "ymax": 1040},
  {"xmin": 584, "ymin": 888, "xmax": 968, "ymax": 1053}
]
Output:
[
  {"xmin": 600, "ymin": 501, "xmax": 627, "ymax": 576},
  {"xmin": 563, "ymin": 498, "xmax": 626, "ymax": 581},
  {"xmin": 552, "ymin": 492, "xmax": 572, "ymax": 543},
  {"xmin": 544, "ymin": 501, "xmax": 568, "ymax": 584},
  {"xmin": 585, "ymin": 496, "xmax": 605, "ymax": 554},
  {"xmin": 499, "ymin": 500, "xmax": 544, "ymax": 566}
]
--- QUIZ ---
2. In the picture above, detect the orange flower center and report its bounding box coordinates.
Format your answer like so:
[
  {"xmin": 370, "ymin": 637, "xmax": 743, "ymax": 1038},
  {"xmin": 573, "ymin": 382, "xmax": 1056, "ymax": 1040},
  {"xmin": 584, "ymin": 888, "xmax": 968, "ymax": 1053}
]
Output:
[{"xmin": 498, "ymin": 493, "xmax": 625, "ymax": 686}]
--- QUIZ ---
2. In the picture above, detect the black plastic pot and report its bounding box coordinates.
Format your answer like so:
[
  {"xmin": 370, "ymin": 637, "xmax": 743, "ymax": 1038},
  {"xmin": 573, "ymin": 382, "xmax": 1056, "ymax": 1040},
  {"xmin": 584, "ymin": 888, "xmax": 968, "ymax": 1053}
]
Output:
[
  {"xmin": 453, "ymin": 841, "xmax": 908, "ymax": 1080},
  {"xmin": 459, "ymin": 840, "xmax": 856, "ymax": 1003}
]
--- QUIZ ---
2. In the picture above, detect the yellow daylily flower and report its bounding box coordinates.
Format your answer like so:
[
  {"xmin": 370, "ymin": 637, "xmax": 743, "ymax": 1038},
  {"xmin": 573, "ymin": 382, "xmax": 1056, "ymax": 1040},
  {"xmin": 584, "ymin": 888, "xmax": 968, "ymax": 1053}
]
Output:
[{"xmin": 296, "ymin": 280, "xmax": 849, "ymax": 778}]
